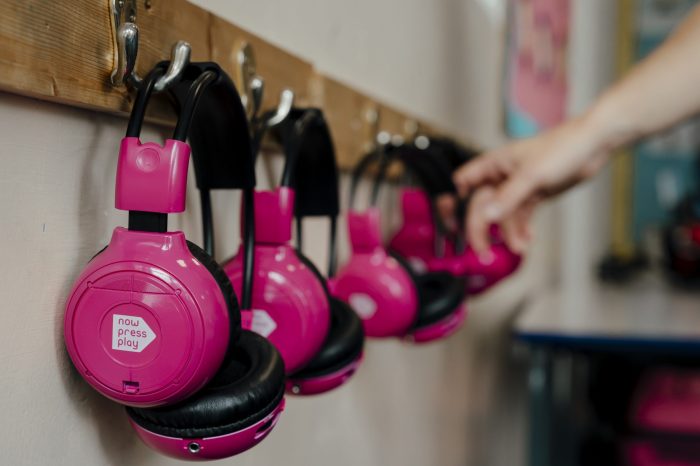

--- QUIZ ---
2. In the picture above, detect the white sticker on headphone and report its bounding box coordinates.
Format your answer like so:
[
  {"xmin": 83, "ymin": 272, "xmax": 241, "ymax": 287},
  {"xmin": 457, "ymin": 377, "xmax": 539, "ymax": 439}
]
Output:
[
  {"xmin": 250, "ymin": 310, "xmax": 277, "ymax": 337},
  {"xmin": 408, "ymin": 257, "xmax": 428, "ymax": 274},
  {"xmin": 349, "ymin": 293, "xmax": 377, "ymax": 319},
  {"xmin": 112, "ymin": 314, "xmax": 156, "ymax": 353}
]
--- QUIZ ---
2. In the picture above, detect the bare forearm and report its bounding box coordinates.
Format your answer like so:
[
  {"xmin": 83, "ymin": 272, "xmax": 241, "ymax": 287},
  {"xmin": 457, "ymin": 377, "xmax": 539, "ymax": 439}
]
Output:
[{"xmin": 586, "ymin": 4, "xmax": 700, "ymax": 152}]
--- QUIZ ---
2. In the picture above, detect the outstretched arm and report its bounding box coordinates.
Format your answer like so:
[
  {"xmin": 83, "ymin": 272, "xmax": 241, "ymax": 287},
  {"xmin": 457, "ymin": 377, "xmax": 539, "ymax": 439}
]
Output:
[{"xmin": 453, "ymin": 5, "xmax": 700, "ymax": 254}]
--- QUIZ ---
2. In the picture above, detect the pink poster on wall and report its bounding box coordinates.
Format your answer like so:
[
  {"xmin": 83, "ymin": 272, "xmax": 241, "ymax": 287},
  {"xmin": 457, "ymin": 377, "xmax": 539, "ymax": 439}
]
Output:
[{"xmin": 506, "ymin": 0, "xmax": 571, "ymax": 138}]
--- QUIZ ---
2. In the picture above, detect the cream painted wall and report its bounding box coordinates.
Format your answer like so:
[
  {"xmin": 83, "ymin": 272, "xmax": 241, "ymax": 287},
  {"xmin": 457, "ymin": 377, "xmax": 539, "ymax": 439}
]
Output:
[
  {"xmin": 189, "ymin": 0, "xmax": 508, "ymax": 145},
  {"xmin": 0, "ymin": 1, "xmax": 615, "ymax": 465}
]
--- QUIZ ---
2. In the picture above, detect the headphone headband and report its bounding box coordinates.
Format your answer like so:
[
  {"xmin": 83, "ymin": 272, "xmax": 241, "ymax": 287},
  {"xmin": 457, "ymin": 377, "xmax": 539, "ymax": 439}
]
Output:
[
  {"xmin": 284, "ymin": 109, "xmax": 339, "ymax": 217},
  {"xmin": 376, "ymin": 144, "xmax": 456, "ymax": 198},
  {"xmin": 275, "ymin": 109, "xmax": 339, "ymax": 276},
  {"xmin": 167, "ymin": 62, "xmax": 256, "ymax": 191},
  {"xmin": 348, "ymin": 141, "xmax": 463, "ymax": 257},
  {"xmin": 123, "ymin": 62, "xmax": 257, "ymax": 310},
  {"xmin": 119, "ymin": 67, "xmax": 218, "ymax": 231}
]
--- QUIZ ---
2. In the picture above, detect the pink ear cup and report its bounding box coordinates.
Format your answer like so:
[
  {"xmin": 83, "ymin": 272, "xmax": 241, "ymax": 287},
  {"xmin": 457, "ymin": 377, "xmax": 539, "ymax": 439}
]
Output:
[
  {"xmin": 333, "ymin": 209, "xmax": 419, "ymax": 337},
  {"xmin": 224, "ymin": 246, "xmax": 330, "ymax": 373},
  {"xmin": 223, "ymin": 188, "xmax": 330, "ymax": 374},
  {"xmin": 390, "ymin": 188, "xmax": 457, "ymax": 270},
  {"xmin": 286, "ymin": 353, "xmax": 364, "ymax": 396},
  {"xmin": 64, "ymin": 228, "xmax": 231, "ymax": 407},
  {"xmin": 389, "ymin": 189, "xmax": 522, "ymax": 294},
  {"xmin": 427, "ymin": 244, "xmax": 521, "ymax": 294},
  {"xmin": 129, "ymin": 398, "xmax": 285, "ymax": 460}
]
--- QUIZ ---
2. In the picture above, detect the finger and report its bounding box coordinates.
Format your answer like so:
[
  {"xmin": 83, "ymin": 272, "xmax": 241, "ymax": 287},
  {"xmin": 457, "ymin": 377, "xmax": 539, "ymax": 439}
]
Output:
[
  {"xmin": 501, "ymin": 209, "xmax": 533, "ymax": 254},
  {"xmin": 436, "ymin": 194, "xmax": 458, "ymax": 232},
  {"xmin": 500, "ymin": 215, "xmax": 525, "ymax": 254},
  {"xmin": 467, "ymin": 186, "xmax": 496, "ymax": 256},
  {"xmin": 482, "ymin": 174, "xmax": 537, "ymax": 224},
  {"xmin": 453, "ymin": 155, "xmax": 506, "ymax": 197},
  {"xmin": 516, "ymin": 200, "xmax": 537, "ymax": 243}
]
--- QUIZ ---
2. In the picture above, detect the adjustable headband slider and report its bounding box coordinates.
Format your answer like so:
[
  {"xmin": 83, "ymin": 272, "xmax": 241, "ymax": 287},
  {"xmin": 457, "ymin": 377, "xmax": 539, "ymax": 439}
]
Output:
[
  {"xmin": 115, "ymin": 137, "xmax": 191, "ymax": 213},
  {"xmin": 248, "ymin": 187, "xmax": 295, "ymax": 245},
  {"xmin": 348, "ymin": 208, "xmax": 383, "ymax": 254}
]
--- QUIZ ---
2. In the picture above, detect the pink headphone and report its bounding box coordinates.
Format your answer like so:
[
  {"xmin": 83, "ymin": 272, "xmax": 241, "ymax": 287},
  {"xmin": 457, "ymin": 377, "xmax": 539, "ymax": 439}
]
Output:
[
  {"xmin": 333, "ymin": 145, "xmax": 468, "ymax": 343},
  {"xmin": 384, "ymin": 140, "xmax": 522, "ymax": 294},
  {"xmin": 63, "ymin": 63, "xmax": 285, "ymax": 460},
  {"xmin": 390, "ymin": 189, "xmax": 522, "ymax": 294},
  {"xmin": 224, "ymin": 108, "xmax": 364, "ymax": 395}
]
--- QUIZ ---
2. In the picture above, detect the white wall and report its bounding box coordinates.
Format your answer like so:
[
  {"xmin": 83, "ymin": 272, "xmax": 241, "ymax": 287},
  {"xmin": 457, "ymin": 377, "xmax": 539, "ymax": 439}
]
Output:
[
  {"xmin": 558, "ymin": 0, "xmax": 618, "ymax": 317},
  {"xmin": 0, "ymin": 1, "xmax": 617, "ymax": 465},
  {"xmin": 190, "ymin": 0, "xmax": 509, "ymax": 145}
]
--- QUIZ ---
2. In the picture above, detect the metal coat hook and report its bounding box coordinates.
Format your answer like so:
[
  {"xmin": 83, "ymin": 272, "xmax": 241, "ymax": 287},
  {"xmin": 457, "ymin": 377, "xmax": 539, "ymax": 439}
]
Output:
[
  {"xmin": 110, "ymin": 0, "xmax": 191, "ymax": 90},
  {"xmin": 264, "ymin": 89, "xmax": 295, "ymax": 128},
  {"xmin": 252, "ymin": 85, "xmax": 296, "ymax": 153},
  {"xmin": 237, "ymin": 42, "xmax": 294, "ymax": 129},
  {"xmin": 403, "ymin": 119, "xmax": 430, "ymax": 150},
  {"xmin": 237, "ymin": 42, "xmax": 262, "ymax": 120},
  {"xmin": 236, "ymin": 41, "xmax": 295, "ymax": 185}
]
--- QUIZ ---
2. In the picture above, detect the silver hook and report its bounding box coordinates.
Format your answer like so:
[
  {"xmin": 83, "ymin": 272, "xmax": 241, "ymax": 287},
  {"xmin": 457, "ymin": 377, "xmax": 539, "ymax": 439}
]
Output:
[
  {"xmin": 250, "ymin": 76, "xmax": 265, "ymax": 122},
  {"xmin": 110, "ymin": 0, "xmax": 191, "ymax": 91},
  {"xmin": 154, "ymin": 41, "xmax": 192, "ymax": 92},
  {"xmin": 110, "ymin": 0, "xmax": 138, "ymax": 86},
  {"xmin": 264, "ymin": 89, "xmax": 295, "ymax": 128},
  {"xmin": 236, "ymin": 43, "xmax": 294, "ymax": 129},
  {"xmin": 403, "ymin": 119, "xmax": 431, "ymax": 150},
  {"xmin": 238, "ymin": 42, "xmax": 265, "ymax": 121}
]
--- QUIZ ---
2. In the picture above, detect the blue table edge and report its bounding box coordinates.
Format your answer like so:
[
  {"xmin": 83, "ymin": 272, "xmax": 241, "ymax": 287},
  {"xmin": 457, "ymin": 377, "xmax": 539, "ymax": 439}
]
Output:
[{"xmin": 514, "ymin": 329, "xmax": 700, "ymax": 355}]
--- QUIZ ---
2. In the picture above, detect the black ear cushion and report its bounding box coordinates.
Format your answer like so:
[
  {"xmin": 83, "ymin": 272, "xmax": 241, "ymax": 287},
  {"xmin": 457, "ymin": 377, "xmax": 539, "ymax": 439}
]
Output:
[
  {"xmin": 126, "ymin": 330, "xmax": 285, "ymax": 438},
  {"xmin": 412, "ymin": 272, "xmax": 466, "ymax": 329},
  {"xmin": 291, "ymin": 298, "xmax": 365, "ymax": 379},
  {"xmin": 388, "ymin": 251, "xmax": 466, "ymax": 329},
  {"xmin": 291, "ymin": 251, "xmax": 364, "ymax": 377},
  {"xmin": 186, "ymin": 240, "xmax": 241, "ymax": 346}
]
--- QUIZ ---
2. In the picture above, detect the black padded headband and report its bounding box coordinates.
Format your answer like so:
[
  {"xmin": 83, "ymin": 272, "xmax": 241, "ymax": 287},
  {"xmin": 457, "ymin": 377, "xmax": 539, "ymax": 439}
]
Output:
[
  {"xmin": 275, "ymin": 108, "xmax": 339, "ymax": 276},
  {"xmin": 282, "ymin": 108, "xmax": 340, "ymax": 218},
  {"xmin": 349, "ymin": 141, "xmax": 464, "ymax": 257},
  {"xmin": 165, "ymin": 62, "xmax": 255, "ymax": 309},
  {"xmin": 349, "ymin": 142, "xmax": 454, "ymax": 210}
]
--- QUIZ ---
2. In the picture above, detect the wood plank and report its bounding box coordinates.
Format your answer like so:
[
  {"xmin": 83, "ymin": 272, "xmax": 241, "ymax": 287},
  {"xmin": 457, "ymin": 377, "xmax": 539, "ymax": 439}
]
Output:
[
  {"xmin": 378, "ymin": 104, "xmax": 412, "ymax": 142},
  {"xmin": 210, "ymin": 16, "xmax": 314, "ymax": 112},
  {"xmin": 310, "ymin": 74, "xmax": 378, "ymax": 170},
  {"xmin": 0, "ymin": 0, "xmax": 478, "ymax": 172},
  {"xmin": 0, "ymin": 0, "xmax": 209, "ymax": 119}
]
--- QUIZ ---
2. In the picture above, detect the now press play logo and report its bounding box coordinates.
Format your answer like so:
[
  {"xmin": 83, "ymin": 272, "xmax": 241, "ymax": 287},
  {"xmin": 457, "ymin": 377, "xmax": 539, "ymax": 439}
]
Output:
[{"xmin": 112, "ymin": 314, "xmax": 156, "ymax": 353}]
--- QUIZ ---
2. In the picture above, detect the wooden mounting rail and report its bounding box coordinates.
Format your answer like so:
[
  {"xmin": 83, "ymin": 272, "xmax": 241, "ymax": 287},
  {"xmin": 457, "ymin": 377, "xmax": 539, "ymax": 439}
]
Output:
[{"xmin": 0, "ymin": 0, "xmax": 474, "ymax": 169}]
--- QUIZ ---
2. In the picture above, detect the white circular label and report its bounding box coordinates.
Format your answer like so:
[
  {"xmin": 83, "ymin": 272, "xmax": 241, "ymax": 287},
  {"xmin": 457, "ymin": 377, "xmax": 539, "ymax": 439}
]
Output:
[{"xmin": 349, "ymin": 293, "xmax": 377, "ymax": 319}]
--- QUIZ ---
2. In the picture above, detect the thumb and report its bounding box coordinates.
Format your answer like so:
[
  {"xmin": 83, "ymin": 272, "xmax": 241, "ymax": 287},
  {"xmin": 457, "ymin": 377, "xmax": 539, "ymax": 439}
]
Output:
[{"xmin": 436, "ymin": 194, "xmax": 458, "ymax": 231}]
